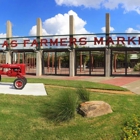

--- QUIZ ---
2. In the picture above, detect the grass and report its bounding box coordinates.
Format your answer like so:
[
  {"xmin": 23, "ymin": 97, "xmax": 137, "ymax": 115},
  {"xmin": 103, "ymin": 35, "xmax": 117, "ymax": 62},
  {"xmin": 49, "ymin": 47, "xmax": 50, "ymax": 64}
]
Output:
[
  {"xmin": 76, "ymin": 86, "xmax": 90, "ymax": 102},
  {"xmin": 2, "ymin": 77, "xmax": 128, "ymax": 91},
  {"xmin": 0, "ymin": 78, "xmax": 139, "ymax": 139},
  {"xmin": 46, "ymin": 89, "xmax": 78, "ymax": 122}
]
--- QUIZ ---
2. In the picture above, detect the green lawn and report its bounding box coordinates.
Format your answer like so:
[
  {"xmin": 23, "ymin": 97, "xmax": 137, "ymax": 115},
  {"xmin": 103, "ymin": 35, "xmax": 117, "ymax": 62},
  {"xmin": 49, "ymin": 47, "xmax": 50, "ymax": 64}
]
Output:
[
  {"xmin": 2, "ymin": 77, "xmax": 128, "ymax": 91},
  {"xmin": 0, "ymin": 78, "xmax": 139, "ymax": 140}
]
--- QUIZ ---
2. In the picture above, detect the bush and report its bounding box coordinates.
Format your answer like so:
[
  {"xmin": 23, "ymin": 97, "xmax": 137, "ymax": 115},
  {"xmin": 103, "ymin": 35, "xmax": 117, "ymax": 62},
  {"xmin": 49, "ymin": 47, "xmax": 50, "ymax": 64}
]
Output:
[
  {"xmin": 133, "ymin": 63, "xmax": 140, "ymax": 71},
  {"xmin": 76, "ymin": 86, "xmax": 90, "ymax": 103},
  {"xmin": 46, "ymin": 87, "xmax": 91, "ymax": 123},
  {"xmin": 47, "ymin": 89, "xmax": 78, "ymax": 123},
  {"xmin": 122, "ymin": 114, "xmax": 140, "ymax": 139}
]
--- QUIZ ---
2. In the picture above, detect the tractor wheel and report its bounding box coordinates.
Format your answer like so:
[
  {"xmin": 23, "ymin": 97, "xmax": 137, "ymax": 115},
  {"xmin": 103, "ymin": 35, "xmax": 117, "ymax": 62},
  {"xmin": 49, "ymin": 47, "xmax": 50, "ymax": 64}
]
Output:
[
  {"xmin": 22, "ymin": 77, "xmax": 27, "ymax": 85},
  {"xmin": 13, "ymin": 78, "xmax": 25, "ymax": 90}
]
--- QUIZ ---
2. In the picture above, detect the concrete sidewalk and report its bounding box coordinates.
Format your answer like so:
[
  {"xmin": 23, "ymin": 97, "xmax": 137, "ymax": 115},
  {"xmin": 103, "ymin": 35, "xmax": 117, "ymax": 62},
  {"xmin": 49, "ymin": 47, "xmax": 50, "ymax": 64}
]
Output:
[
  {"xmin": 0, "ymin": 82, "xmax": 47, "ymax": 96},
  {"xmin": 1, "ymin": 75, "xmax": 140, "ymax": 95},
  {"xmin": 100, "ymin": 77, "xmax": 140, "ymax": 95},
  {"xmin": 38, "ymin": 75, "xmax": 140, "ymax": 95}
]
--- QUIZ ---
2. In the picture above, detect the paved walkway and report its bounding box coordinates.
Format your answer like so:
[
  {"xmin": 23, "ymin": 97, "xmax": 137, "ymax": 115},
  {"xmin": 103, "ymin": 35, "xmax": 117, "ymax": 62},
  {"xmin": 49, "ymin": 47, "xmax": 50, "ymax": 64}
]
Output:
[
  {"xmin": 2, "ymin": 75, "xmax": 140, "ymax": 95},
  {"xmin": 0, "ymin": 82, "xmax": 47, "ymax": 96},
  {"xmin": 100, "ymin": 77, "xmax": 140, "ymax": 95},
  {"xmin": 35, "ymin": 75, "xmax": 140, "ymax": 95}
]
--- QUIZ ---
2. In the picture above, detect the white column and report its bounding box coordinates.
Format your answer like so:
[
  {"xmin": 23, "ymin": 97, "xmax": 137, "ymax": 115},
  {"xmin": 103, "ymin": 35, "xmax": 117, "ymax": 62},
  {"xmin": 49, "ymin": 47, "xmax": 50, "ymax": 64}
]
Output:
[
  {"xmin": 6, "ymin": 21, "xmax": 12, "ymax": 64},
  {"xmin": 105, "ymin": 13, "xmax": 111, "ymax": 77},
  {"xmin": 36, "ymin": 18, "xmax": 42, "ymax": 76},
  {"xmin": 69, "ymin": 15, "xmax": 75, "ymax": 77}
]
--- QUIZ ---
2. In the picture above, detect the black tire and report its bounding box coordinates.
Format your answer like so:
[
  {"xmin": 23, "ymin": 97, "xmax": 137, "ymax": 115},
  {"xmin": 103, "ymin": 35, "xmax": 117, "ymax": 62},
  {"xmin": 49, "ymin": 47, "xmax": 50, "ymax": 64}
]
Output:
[
  {"xmin": 22, "ymin": 77, "xmax": 27, "ymax": 85},
  {"xmin": 13, "ymin": 78, "xmax": 25, "ymax": 90}
]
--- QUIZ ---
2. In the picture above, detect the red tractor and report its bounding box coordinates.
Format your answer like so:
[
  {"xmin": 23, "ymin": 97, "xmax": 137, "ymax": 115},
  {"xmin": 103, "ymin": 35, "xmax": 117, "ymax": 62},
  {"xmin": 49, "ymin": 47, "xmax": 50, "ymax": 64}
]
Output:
[{"xmin": 0, "ymin": 64, "xmax": 27, "ymax": 89}]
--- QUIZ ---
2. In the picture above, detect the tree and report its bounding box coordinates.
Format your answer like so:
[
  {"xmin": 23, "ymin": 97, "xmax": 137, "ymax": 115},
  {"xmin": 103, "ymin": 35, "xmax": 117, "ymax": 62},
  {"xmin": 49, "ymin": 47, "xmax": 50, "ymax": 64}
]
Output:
[{"xmin": 111, "ymin": 44, "xmax": 131, "ymax": 72}]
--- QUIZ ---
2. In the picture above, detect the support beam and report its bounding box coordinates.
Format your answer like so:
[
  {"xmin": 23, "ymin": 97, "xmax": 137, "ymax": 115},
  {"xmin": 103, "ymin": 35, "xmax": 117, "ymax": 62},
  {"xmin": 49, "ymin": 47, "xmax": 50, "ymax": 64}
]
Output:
[
  {"xmin": 6, "ymin": 21, "xmax": 12, "ymax": 64},
  {"xmin": 69, "ymin": 15, "xmax": 75, "ymax": 77},
  {"xmin": 105, "ymin": 13, "xmax": 111, "ymax": 77},
  {"xmin": 36, "ymin": 18, "xmax": 42, "ymax": 76}
]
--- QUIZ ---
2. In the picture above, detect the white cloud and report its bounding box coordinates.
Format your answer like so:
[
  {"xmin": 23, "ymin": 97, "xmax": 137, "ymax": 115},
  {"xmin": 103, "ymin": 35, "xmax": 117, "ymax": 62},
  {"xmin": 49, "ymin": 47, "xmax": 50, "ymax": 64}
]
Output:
[
  {"xmin": 29, "ymin": 26, "xmax": 36, "ymax": 36},
  {"xmin": 0, "ymin": 33, "xmax": 6, "ymax": 46},
  {"xmin": 125, "ymin": 28, "xmax": 140, "ymax": 33},
  {"xmin": 0, "ymin": 33, "xmax": 6, "ymax": 38},
  {"xmin": 55, "ymin": 0, "xmax": 140, "ymax": 14},
  {"xmin": 55, "ymin": 0, "xmax": 104, "ymax": 8},
  {"xmin": 136, "ymin": 25, "xmax": 140, "ymax": 29},
  {"xmin": 123, "ymin": 28, "xmax": 140, "ymax": 47},
  {"xmin": 43, "ymin": 10, "xmax": 89, "ymax": 35},
  {"xmin": 29, "ymin": 25, "xmax": 48, "ymax": 36},
  {"xmin": 101, "ymin": 26, "xmax": 115, "ymax": 32},
  {"xmin": 29, "ymin": 10, "xmax": 89, "ymax": 36}
]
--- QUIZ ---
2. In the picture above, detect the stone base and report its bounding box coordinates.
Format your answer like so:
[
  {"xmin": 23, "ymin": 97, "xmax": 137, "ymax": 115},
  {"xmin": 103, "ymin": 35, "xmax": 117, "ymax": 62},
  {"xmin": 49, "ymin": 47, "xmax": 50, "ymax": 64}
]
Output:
[{"xmin": 78, "ymin": 101, "xmax": 113, "ymax": 118}]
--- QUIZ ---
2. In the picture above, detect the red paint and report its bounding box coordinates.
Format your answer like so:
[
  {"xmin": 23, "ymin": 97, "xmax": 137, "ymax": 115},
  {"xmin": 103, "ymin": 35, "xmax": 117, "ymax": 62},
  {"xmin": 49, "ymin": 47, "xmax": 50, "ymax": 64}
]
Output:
[
  {"xmin": 1, "ymin": 36, "xmax": 140, "ymax": 48},
  {"xmin": 101, "ymin": 77, "xmax": 140, "ymax": 86}
]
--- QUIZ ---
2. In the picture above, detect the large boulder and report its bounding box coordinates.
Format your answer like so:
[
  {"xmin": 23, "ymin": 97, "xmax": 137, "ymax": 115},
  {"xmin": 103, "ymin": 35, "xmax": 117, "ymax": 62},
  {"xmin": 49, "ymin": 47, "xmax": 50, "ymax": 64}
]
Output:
[{"xmin": 78, "ymin": 101, "xmax": 113, "ymax": 117}]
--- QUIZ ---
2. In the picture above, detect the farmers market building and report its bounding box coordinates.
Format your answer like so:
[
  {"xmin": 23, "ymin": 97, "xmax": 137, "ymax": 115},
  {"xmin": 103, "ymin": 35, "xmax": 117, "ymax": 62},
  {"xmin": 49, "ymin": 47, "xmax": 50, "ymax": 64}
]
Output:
[{"xmin": 1, "ymin": 13, "xmax": 140, "ymax": 77}]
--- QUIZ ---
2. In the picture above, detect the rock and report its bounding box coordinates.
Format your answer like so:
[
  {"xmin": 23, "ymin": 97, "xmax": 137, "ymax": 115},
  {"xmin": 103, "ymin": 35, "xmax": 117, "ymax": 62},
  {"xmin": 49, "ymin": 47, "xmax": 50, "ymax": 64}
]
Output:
[{"xmin": 78, "ymin": 101, "xmax": 113, "ymax": 117}]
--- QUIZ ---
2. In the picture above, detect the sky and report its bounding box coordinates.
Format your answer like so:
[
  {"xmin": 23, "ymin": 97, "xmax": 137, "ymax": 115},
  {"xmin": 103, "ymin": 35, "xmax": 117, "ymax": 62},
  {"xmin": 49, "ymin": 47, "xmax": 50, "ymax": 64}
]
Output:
[{"xmin": 0, "ymin": 0, "xmax": 140, "ymax": 38}]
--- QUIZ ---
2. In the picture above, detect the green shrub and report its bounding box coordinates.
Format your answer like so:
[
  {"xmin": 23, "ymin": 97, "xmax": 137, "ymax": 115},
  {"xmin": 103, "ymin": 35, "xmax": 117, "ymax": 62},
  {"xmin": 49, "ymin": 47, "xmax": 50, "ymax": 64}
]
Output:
[
  {"xmin": 47, "ymin": 89, "xmax": 78, "ymax": 123},
  {"xmin": 76, "ymin": 86, "xmax": 90, "ymax": 103},
  {"xmin": 133, "ymin": 63, "xmax": 140, "ymax": 71},
  {"xmin": 122, "ymin": 114, "xmax": 140, "ymax": 139},
  {"xmin": 46, "ymin": 87, "xmax": 90, "ymax": 123}
]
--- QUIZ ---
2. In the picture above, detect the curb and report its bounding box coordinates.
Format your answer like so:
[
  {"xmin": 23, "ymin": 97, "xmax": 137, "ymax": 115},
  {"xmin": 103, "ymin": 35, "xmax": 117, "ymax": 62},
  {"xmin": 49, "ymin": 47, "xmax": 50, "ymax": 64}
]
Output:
[{"xmin": 46, "ymin": 85, "xmax": 135, "ymax": 95}]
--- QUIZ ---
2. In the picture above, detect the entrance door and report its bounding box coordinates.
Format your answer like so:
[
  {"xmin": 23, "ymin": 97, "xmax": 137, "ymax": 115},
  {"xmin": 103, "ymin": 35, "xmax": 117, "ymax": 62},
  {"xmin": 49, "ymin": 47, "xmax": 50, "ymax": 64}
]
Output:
[
  {"xmin": 42, "ymin": 51, "xmax": 69, "ymax": 75},
  {"xmin": 76, "ymin": 51, "xmax": 90, "ymax": 75},
  {"xmin": 75, "ymin": 50, "xmax": 105, "ymax": 76},
  {"xmin": 111, "ymin": 51, "xmax": 126, "ymax": 75},
  {"xmin": 12, "ymin": 52, "xmax": 36, "ymax": 75},
  {"xmin": 90, "ymin": 51, "xmax": 105, "ymax": 75},
  {"xmin": 127, "ymin": 51, "xmax": 140, "ymax": 75},
  {"xmin": 111, "ymin": 49, "xmax": 140, "ymax": 76}
]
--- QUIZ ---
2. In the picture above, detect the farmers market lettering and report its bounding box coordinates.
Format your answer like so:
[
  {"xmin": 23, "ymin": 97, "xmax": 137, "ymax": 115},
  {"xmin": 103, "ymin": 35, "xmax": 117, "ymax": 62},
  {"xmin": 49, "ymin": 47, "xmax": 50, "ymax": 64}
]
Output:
[{"xmin": 1, "ymin": 36, "xmax": 140, "ymax": 48}]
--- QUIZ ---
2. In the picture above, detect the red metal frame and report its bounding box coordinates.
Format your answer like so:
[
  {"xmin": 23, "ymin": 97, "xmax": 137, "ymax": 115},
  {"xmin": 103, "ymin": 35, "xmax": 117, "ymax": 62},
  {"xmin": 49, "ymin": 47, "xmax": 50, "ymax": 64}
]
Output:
[
  {"xmin": 0, "ymin": 64, "xmax": 26, "ymax": 89},
  {"xmin": 0, "ymin": 64, "xmax": 25, "ymax": 78}
]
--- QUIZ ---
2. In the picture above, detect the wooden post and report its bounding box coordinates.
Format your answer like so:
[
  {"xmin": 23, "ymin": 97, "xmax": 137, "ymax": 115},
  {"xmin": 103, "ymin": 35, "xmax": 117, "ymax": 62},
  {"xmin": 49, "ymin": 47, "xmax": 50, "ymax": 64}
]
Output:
[
  {"xmin": 114, "ymin": 54, "xmax": 117, "ymax": 72},
  {"xmin": 52, "ymin": 53, "xmax": 54, "ymax": 71},
  {"xmin": 80, "ymin": 52, "xmax": 82, "ymax": 72},
  {"xmin": 47, "ymin": 53, "xmax": 50, "ymax": 72},
  {"xmin": 91, "ymin": 54, "xmax": 94, "ymax": 71},
  {"xmin": 58, "ymin": 57, "xmax": 61, "ymax": 70},
  {"xmin": 18, "ymin": 53, "xmax": 20, "ymax": 63}
]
